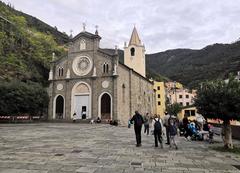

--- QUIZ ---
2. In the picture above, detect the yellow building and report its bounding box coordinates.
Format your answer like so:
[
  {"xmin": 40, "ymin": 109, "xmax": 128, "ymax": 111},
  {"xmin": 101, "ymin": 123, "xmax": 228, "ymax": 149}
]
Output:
[
  {"xmin": 153, "ymin": 81, "xmax": 166, "ymax": 118},
  {"xmin": 177, "ymin": 106, "xmax": 197, "ymax": 120}
]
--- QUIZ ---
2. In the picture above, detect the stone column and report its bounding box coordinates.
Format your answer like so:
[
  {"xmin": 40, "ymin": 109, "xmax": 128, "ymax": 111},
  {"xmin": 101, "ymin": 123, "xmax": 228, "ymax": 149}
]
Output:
[{"xmin": 113, "ymin": 76, "xmax": 118, "ymax": 121}]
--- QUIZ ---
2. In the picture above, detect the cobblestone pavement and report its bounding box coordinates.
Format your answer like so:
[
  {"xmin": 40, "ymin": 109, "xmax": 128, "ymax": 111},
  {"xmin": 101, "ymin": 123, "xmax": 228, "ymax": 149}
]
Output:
[{"xmin": 0, "ymin": 123, "xmax": 240, "ymax": 173}]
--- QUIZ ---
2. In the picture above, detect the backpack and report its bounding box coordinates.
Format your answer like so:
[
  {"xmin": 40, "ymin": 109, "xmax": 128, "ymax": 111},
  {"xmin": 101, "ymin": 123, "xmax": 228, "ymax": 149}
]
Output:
[
  {"xmin": 170, "ymin": 124, "xmax": 177, "ymax": 136},
  {"xmin": 154, "ymin": 118, "xmax": 162, "ymax": 132},
  {"xmin": 135, "ymin": 114, "xmax": 143, "ymax": 126}
]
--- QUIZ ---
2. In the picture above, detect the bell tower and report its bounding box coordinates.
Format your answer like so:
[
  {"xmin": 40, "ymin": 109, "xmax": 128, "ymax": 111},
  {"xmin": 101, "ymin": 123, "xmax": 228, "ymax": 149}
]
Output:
[{"xmin": 124, "ymin": 27, "xmax": 146, "ymax": 77}]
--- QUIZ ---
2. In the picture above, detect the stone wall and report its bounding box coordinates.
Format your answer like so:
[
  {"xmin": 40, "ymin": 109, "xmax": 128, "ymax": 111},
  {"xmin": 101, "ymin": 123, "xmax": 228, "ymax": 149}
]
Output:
[
  {"xmin": 116, "ymin": 64, "xmax": 131, "ymax": 125},
  {"xmin": 117, "ymin": 64, "xmax": 156, "ymax": 125}
]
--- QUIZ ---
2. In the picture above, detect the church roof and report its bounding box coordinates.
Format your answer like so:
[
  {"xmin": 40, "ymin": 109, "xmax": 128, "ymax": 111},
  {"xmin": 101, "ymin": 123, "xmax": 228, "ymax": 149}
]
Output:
[
  {"xmin": 71, "ymin": 31, "xmax": 101, "ymax": 42},
  {"xmin": 129, "ymin": 26, "xmax": 141, "ymax": 46}
]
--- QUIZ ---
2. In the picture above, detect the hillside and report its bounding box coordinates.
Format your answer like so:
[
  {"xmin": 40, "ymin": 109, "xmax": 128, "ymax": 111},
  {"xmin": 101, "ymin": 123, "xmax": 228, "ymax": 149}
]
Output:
[
  {"xmin": 1, "ymin": 0, "xmax": 240, "ymax": 89},
  {"xmin": 104, "ymin": 43, "xmax": 240, "ymax": 88},
  {"xmin": 0, "ymin": 1, "xmax": 69, "ymax": 44},
  {"xmin": 0, "ymin": 1, "xmax": 68, "ymax": 85},
  {"xmin": 146, "ymin": 42, "xmax": 240, "ymax": 88}
]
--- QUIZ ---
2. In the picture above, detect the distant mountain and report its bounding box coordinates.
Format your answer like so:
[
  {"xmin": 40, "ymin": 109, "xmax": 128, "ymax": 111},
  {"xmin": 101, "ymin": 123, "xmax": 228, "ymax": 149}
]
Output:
[
  {"xmin": 146, "ymin": 42, "xmax": 240, "ymax": 88},
  {"xmin": 104, "ymin": 41, "xmax": 240, "ymax": 88}
]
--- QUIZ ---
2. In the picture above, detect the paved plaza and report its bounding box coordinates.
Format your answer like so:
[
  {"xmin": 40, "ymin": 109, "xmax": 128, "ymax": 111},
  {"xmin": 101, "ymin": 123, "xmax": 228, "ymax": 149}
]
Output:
[{"xmin": 0, "ymin": 123, "xmax": 240, "ymax": 173}]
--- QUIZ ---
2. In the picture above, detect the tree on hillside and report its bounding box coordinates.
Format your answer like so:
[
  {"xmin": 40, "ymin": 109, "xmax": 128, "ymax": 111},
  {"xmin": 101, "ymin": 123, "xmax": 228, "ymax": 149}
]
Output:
[
  {"xmin": 195, "ymin": 77, "xmax": 240, "ymax": 149},
  {"xmin": 166, "ymin": 103, "xmax": 182, "ymax": 117},
  {"xmin": 0, "ymin": 81, "xmax": 49, "ymax": 117}
]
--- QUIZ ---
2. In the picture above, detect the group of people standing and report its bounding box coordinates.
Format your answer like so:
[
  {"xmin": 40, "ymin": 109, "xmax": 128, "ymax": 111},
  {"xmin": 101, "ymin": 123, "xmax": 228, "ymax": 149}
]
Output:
[{"xmin": 130, "ymin": 111, "xmax": 178, "ymax": 149}]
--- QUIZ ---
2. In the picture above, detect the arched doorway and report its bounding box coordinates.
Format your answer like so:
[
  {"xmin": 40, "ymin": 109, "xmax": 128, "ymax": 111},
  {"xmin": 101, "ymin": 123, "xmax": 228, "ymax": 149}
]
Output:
[
  {"xmin": 99, "ymin": 93, "xmax": 112, "ymax": 120},
  {"xmin": 71, "ymin": 82, "xmax": 91, "ymax": 120},
  {"xmin": 55, "ymin": 95, "xmax": 64, "ymax": 119}
]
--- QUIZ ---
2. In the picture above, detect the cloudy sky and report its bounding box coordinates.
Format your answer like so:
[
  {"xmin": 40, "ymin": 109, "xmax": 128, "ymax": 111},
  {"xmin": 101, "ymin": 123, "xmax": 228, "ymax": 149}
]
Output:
[{"xmin": 3, "ymin": 0, "xmax": 240, "ymax": 53}]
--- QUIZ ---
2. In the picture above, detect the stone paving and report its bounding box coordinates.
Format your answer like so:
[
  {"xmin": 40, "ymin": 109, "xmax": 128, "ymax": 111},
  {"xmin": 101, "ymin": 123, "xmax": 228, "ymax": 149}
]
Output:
[{"xmin": 0, "ymin": 123, "xmax": 240, "ymax": 173}]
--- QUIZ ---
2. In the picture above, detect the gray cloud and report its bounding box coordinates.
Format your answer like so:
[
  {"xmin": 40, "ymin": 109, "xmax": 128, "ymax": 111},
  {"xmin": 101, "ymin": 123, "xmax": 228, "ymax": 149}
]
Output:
[{"xmin": 3, "ymin": 0, "xmax": 240, "ymax": 53}]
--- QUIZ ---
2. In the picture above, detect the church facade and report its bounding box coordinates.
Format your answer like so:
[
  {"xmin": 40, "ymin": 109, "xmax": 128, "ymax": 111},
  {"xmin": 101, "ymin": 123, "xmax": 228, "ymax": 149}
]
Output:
[{"xmin": 48, "ymin": 27, "xmax": 156, "ymax": 125}]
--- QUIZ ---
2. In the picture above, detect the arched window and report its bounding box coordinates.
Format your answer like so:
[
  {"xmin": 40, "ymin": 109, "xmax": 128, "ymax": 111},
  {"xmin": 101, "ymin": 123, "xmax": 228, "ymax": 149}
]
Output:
[
  {"xmin": 106, "ymin": 64, "xmax": 109, "ymax": 73},
  {"xmin": 103, "ymin": 63, "xmax": 109, "ymax": 73},
  {"xmin": 58, "ymin": 68, "xmax": 61, "ymax": 76},
  {"xmin": 61, "ymin": 68, "xmax": 64, "ymax": 76},
  {"xmin": 103, "ymin": 63, "xmax": 106, "ymax": 73},
  {"xmin": 58, "ymin": 67, "xmax": 64, "ymax": 77},
  {"xmin": 80, "ymin": 39, "xmax": 86, "ymax": 50},
  {"xmin": 130, "ymin": 47, "xmax": 135, "ymax": 56}
]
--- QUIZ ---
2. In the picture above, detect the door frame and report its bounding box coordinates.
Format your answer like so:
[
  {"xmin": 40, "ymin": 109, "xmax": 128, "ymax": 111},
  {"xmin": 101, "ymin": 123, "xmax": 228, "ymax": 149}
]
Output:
[
  {"xmin": 53, "ymin": 94, "xmax": 65, "ymax": 119},
  {"xmin": 71, "ymin": 81, "xmax": 91, "ymax": 119},
  {"xmin": 98, "ymin": 92, "xmax": 112, "ymax": 120},
  {"xmin": 74, "ymin": 94, "xmax": 90, "ymax": 119}
]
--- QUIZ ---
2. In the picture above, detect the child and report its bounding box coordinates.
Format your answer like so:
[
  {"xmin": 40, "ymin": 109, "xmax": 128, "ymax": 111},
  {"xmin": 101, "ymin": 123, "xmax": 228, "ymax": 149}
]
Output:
[
  {"xmin": 169, "ymin": 118, "xmax": 178, "ymax": 149},
  {"xmin": 73, "ymin": 113, "xmax": 76, "ymax": 123},
  {"xmin": 208, "ymin": 124, "xmax": 214, "ymax": 143},
  {"xmin": 128, "ymin": 119, "xmax": 131, "ymax": 128}
]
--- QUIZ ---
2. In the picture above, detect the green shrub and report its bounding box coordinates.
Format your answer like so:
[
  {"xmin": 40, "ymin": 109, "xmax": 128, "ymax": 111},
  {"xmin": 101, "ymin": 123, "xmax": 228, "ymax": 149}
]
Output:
[{"xmin": 0, "ymin": 81, "xmax": 49, "ymax": 116}]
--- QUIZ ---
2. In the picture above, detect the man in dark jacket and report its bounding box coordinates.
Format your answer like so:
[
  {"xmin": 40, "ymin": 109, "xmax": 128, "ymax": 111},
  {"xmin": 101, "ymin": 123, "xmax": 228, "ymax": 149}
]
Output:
[
  {"xmin": 130, "ymin": 111, "xmax": 144, "ymax": 147},
  {"xmin": 182, "ymin": 114, "xmax": 190, "ymax": 139}
]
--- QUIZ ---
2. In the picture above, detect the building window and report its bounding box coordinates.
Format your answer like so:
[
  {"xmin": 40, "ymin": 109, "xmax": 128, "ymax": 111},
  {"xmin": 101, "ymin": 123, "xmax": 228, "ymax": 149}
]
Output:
[
  {"xmin": 186, "ymin": 102, "xmax": 189, "ymax": 106},
  {"xmin": 80, "ymin": 39, "xmax": 86, "ymax": 50},
  {"xmin": 185, "ymin": 110, "xmax": 190, "ymax": 117},
  {"xmin": 158, "ymin": 94, "xmax": 160, "ymax": 98},
  {"xmin": 103, "ymin": 63, "xmax": 109, "ymax": 73},
  {"xmin": 58, "ymin": 67, "xmax": 63, "ymax": 77},
  {"xmin": 179, "ymin": 95, "xmax": 182, "ymax": 99},
  {"xmin": 158, "ymin": 101, "xmax": 161, "ymax": 105},
  {"xmin": 157, "ymin": 86, "xmax": 160, "ymax": 90},
  {"xmin": 180, "ymin": 102, "xmax": 183, "ymax": 106},
  {"xmin": 130, "ymin": 47, "xmax": 135, "ymax": 56},
  {"xmin": 191, "ymin": 110, "xmax": 196, "ymax": 116},
  {"xmin": 186, "ymin": 95, "xmax": 189, "ymax": 98},
  {"xmin": 58, "ymin": 68, "xmax": 61, "ymax": 76},
  {"xmin": 103, "ymin": 64, "xmax": 106, "ymax": 73},
  {"xmin": 106, "ymin": 64, "xmax": 109, "ymax": 73}
]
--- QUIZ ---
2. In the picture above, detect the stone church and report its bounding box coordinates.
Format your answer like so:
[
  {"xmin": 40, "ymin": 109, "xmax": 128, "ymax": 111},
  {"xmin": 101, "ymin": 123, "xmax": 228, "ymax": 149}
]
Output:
[{"xmin": 48, "ymin": 26, "xmax": 156, "ymax": 125}]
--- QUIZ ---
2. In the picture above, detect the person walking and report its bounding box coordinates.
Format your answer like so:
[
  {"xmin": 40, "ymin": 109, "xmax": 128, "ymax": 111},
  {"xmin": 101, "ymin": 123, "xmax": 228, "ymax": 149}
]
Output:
[
  {"xmin": 152, "ymin": 115, "xmax": 163, "ymax": 148},
  {"xmin": 130, "ymin": 111, "xmax": 144, "ymax": 147},
  {"xmin": 143, "ymin": 113, "xmax": 150, "ymax": 135},
  {"xmin": 73, "ymin": 112, "xmax": 77, "ymax": 123},
  {"xmin": 163, "ymin": 112, "xmax": 170, "ymax": 145},
  {"xmin": 182, "ymin": 114, "xmax": 190, "ymax": 140},
  {"xmin": 169, "ymin": 118, "xmax": 178, "ymax": 149},
  {"xmin": 128, "ymin": 118, "xmax": 131, "ymax": 128}
]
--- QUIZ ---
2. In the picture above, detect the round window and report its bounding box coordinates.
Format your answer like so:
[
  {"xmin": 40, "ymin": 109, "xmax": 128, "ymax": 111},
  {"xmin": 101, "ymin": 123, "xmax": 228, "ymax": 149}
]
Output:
[{"xmin": 72, "ymin": 56, "xmax": 93, "ymax": 76}]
